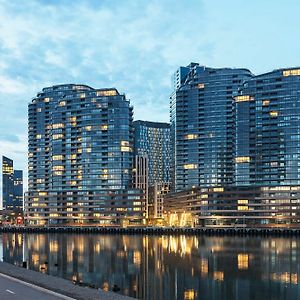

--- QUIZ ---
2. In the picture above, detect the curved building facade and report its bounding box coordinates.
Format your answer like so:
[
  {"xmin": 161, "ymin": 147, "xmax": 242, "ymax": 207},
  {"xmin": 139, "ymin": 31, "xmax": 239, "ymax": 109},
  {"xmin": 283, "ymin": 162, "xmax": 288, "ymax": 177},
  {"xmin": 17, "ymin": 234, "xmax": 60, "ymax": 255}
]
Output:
[{"xmin": 25, "ymin": 84, "xmax": 145, "ymax": 225}]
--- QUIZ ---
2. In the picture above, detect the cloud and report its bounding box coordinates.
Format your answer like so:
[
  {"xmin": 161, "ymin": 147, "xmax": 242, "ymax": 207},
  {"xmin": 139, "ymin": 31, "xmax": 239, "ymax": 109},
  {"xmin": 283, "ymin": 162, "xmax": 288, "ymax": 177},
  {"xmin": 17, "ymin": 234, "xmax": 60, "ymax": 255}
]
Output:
[{"xmin": 0, "ymin": 0, "xmax": 300, "ymax": 191}]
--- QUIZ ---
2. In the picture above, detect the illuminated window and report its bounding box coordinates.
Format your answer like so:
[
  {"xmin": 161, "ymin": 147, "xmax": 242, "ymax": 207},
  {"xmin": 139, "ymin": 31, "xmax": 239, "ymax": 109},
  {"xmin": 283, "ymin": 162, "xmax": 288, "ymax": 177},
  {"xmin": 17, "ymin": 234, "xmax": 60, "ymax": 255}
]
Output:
[
  {"xmin": 283, "ymin": 69, "xmax": 300, "ymax": 76},
  {"xmin": 183, "ymin": 164, "xmax": 198, "ymax": 169},
  {"xmin": 68, "ymin": 116, "xmax": 77, "ymax": 122},
  {"xmin": 52, "ymin": 123, "xmax": 64, "ymax": 129},
  {"xmin": 234, "ymin": 95, "xmax": 254, "ymax": 102},
  {"xmin": 38, "ymin": 192, "xmax": 47, "ymax": 196},
  {"xmin": 36, "ymin": 134, "xmax": 42, "ymax": 139},
  {"xmin": 235, "ymin": 156, "xmax": 250, "ymax": 163},
  {"xmin": 121, "ymin": 140, "xmax": 129, "ymax": 146},
  {"xmin": 59, "ymin": 101, "xmax": 66, "ymax": 106},
  {"xmin": 262, "ymin": 100, "xmax": 270, "ymax": 106},
  {"xmin": 53, "ymin": 155, "xmax": 64, "ymax": 160},
  {"xmin": 121, "ymin": 146, "xmax": 132, "ymax": 152},
  {"xmin": 238, "ymin": 199, "xmax": 248, "ymax": 204},
  {"xmin": 197, "ymin": 83, "xmax": 205, "ymax": 89},
  {"xmin": 86, "ymin": 148, "xmax": 91, "ymax": 153},
  {"xmin": 270, "ymin": 111, "xmax": 278, "ymax": 117},
  {"xmin": 213, "ymin": 187, "xmax": 224, "ymax": 192},
  {"xmin": 44, "ymin": 97, "xmax": 50, "ymax": 103},
  {"xmin": 53, "ymin": 165, "xmax": 64, "ymax": 171},
  {"xmin": 80, "ymin": 93, "xmax": 85, "ymax": 98},
  {"xmin": 85, "ymin": 126, "xmax": 92, "ymax": 131},
  {"xmin": 184, "ymin": 134, "xmax": 198, "ymax": 140},
  {"xmin": 101, "ymin": 124, "xmax": 108, "ymax": 130},
  {"xmin": 53, "ymin": 134, "xmax": 64, "ymax": 139},
  {"xmin": 96, "ymin": 90, "xmax": 117, "ymax": 96},
  {"xmin": 238, "ymin": 205, "xmax": 249, "ymax": 211}
]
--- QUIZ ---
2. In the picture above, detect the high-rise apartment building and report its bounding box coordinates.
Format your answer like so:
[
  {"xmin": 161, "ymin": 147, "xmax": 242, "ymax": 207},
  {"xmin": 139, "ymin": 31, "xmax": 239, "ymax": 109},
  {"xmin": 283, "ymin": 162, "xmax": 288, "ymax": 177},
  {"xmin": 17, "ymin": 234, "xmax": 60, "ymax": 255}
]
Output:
[
  {"xmin": 166, "ymin": 66, "xmax": 300, "ymax": 227},
  {"xmin": 133, "ymin": 121, "xmax": 170, "ymax": 185},
  {"xmin": 25, "ymin": 84, "xmax": 145, "ymax": 225},
  {"xmin": 2, "ymin": 156, "xmax": 23, "ymax": 210},
  {"xmin": 133, "ymin": 121, "xmax": 170, "ymax": 219},
  {"xmin": 170, "ymin": 63, "xmax": 252, "ymax": 191},
  {"xmin": 2, "ymin": 156, "xmax": 13, "ymax": 210},
  {"xmin": 234, "ymin": 67, "xmax": 300, "ymax": 186}
]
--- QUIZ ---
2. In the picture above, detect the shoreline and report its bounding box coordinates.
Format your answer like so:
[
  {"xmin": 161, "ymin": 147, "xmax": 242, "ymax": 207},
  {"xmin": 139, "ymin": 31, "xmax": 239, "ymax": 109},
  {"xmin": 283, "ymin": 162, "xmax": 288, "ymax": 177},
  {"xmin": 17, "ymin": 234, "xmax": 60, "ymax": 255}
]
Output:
[
  {"xmin": 1, "ymin": 226, "xmax": 300, "ymax": 237},
  {"xmin": 0, "ymin": 261, "xmax": 133, "ymax": 300}
]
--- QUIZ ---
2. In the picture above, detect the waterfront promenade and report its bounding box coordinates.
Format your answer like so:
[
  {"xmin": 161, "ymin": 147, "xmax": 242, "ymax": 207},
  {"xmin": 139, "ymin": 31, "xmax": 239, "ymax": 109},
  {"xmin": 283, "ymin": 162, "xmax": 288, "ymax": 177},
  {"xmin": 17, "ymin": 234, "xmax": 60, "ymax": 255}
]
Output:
[
  {"xmin": 0, "ymin": 261, "xmax": 133, "ymax": 300},
  {"xmin": 2, "ymin": 225, "xmax": 300, "ymax": 237}
]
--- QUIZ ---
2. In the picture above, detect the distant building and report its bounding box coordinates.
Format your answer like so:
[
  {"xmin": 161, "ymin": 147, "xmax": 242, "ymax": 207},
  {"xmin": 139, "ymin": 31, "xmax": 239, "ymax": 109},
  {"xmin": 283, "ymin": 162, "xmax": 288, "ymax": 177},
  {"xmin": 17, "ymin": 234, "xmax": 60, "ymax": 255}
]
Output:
[
  {"xmin": 2, "ymin": 156, "xmax": 23, "ymax": 211},
  {"xmin": 25, "ymin": 84, "xmax": 145, "ymax": 226},
  {"xmin": 133, "ymin": 121, "xmax": 170, "ymax": 220},
  {"xmin": 13, "ymin": 170, "xmax": 23, "ymax": 210},
  {"xmin": 2, "ymin": 156, "xmax": 13, "ymax": 210}
]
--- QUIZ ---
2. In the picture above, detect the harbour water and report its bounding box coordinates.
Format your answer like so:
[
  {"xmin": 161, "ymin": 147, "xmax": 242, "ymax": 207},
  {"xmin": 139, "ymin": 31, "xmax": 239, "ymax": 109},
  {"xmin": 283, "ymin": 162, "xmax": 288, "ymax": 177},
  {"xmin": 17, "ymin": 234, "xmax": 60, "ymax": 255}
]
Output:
[{"xmin": 0, "ymin": 232, "xmax": 299, "ymax": 300}]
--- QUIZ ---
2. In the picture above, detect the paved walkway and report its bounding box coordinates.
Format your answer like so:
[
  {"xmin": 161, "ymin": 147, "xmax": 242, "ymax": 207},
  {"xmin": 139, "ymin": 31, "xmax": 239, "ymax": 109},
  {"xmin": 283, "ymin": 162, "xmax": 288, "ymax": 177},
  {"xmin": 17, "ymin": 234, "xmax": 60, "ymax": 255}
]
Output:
[
  {"xmin": 0, "ymin": 273, "xmax": 74, "ymax": 299},
  {"xmin": 0, "ymin": 261, "xmax": 134, "ymax": 300}
]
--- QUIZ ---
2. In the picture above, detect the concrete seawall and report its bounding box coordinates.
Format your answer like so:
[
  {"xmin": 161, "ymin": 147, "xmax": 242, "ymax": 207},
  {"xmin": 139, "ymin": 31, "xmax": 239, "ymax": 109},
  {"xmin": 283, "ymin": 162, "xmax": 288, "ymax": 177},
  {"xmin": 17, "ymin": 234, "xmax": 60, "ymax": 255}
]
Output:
[
  {"xmin": 1, "ymin": 226, "xmax": 300, "ymax": 237},
  {"xmin": 0, "ymin": 261, "xmax": 134, "ymax": 300}
]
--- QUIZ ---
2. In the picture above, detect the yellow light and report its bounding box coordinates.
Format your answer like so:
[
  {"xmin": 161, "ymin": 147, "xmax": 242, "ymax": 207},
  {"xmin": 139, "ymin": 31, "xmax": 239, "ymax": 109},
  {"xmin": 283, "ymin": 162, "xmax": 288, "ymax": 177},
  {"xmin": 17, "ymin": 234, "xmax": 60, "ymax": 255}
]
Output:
[
  {"xmin": 270, "ymin": 111, "xmax": 278, "ymax": 117},
  {"xmin": 101, "ymin": 124, "xmax": 108, "ymax": 130},
  {"xmin": 238, "ymin": 205, "xmax": 249, "ymax": 211},
  {"xmin": 96, "ymin": 90, "xmax": 117, "ymax": 96},
  {"xmin": 53, "ymin": 165, "xmax": 64, "ymax": 171},
  {"xmin": 53, "ymin": 155, "xmax": 63, "ymax": 160},
  {"xmin": 238, "ymin": 254, "xmax": 249, "ymax": 270},
  {"xmin": 184, "ymin": 289, "xmax": 196, "ymax": 300},
  {"xmin": 183, "ymin": 164, "xmax": 198, "ymax": 169},
  {"xmin": 53, "ymin": 134, "xmax": 64, "ymax": 140},
  {"xmin": 121, "ymin": 146, "xmax": 132, "ymax": 152},
  {"xmin": 262, "ymin": 100, "xmax": 270, "ymax": 106},
  {"xmin": 52, "ymin": 123, "xmax": 64, "ymax": 129},
  {"xmin": 283, "ymin": 69, "xmax": 300, "ymax": 76},
  {"xmin": 197, "ymin": 83, "xmax": 205, "ymax": 89},
  {"xmin": 213, "ymin": 187, "xmax": 224, "ymax": 192},
  {"xmin": 213, "ymin": 271, "xmax": 224, "ymax": 281},
  {"xmin": 59, "ymin": 101, "xmax": 66, "ymax": 106},
  {"xmin": 234, "ymin": 95, "xmax": 254, "ymax": 102},
  {"xmin": 238, "ymin": 199, "xmax": 248, "ymax": 204},
  {"xmin": 235, "ymin": 156, "xmax": 250, "ymax": 163},
  {"xmin": 185, "ymin": 134, "xmax": 198, "ymax": 140}
]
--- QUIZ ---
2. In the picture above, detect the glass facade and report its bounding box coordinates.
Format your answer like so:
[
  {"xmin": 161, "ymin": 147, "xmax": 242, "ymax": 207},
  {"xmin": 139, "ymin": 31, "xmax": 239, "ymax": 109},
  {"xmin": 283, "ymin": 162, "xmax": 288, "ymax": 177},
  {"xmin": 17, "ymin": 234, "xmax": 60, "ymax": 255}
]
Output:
[
  {"xmin": 171, "ymin": 63, "xmax": 252, "ymax": 191},
  {"xmin": 2, "ymin": 156, "xmax": 23, "ymax": 211},
  {"xmin": 133, "ymin": 120, "xmax": 170, "ymax": 185},
  {"xmin": 235, "ymin": 67, "xmax": 300, "ymax": 186},
  {"xmin": 25, "ymin": 84, "xmax": 145, "ymax": 225}
]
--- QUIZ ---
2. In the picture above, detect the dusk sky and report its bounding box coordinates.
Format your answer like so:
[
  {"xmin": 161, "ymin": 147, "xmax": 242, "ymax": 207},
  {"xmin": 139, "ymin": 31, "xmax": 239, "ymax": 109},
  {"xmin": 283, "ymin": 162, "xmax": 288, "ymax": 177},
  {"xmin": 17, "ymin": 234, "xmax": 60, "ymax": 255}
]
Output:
[{"xmin": 0, "ymin": 0, "xmax": 300, "ymax": 188}]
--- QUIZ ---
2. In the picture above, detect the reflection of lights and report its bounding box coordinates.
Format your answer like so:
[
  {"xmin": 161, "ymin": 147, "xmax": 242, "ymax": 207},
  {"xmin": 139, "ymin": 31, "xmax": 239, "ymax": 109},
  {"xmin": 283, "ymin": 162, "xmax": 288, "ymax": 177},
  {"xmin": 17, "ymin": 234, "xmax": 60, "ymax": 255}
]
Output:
[
  {"xmin": 213, "ymin": 271, "xmax": 224, "ymax": 281},
  {"xmin": 271, "ymin": 272, "xmax": 298, "ymax": 284},
  {"xmin": 49, "ymin": 240, "xmax": 58, "ymax": 252},
  {"xmin": 237, "ymin": 254, "xmax": 249, "ymax": 270},
  {"xmin": 184, "ymin": 289, "xmax": 196, "ymax": 300},
  {"xmin": 133, "ymin": 250, "xmax": 141, "ymax": 266},
  {"xmin": 201, "ymin": 259, "xmax": 208, "ymax": 274},
  {"xmin": 102, "ymin": 282, "xmax": 109, "ymax": 291}
]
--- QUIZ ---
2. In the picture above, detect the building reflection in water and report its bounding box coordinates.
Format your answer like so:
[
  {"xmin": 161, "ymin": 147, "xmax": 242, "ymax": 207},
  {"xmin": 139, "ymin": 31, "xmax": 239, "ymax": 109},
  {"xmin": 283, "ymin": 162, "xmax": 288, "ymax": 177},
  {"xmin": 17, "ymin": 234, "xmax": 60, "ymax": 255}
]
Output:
[{"xmin": 0, "ymin": 233, "xmax": 300, "ymax": 300}]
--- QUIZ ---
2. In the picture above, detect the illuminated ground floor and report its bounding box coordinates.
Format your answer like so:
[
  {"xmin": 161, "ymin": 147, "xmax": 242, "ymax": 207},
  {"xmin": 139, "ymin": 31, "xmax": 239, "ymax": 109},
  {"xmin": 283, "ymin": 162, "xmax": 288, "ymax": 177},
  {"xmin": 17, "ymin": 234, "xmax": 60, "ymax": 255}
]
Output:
[
  {"xmin": 164, "ymin": 186, "xmax": 300, "ymax": 227},
  {"xmin": 24, "ymin": 189, "xmax": 146, "ymax": 226}
]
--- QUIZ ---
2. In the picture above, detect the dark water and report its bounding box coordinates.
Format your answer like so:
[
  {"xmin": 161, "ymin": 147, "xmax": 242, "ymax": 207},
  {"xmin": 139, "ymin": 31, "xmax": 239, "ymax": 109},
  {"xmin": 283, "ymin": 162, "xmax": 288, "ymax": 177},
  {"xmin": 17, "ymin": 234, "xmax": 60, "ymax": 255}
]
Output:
[{"xmin": 0, "ymin": 233, "xmax": 299, "ymax": 300}]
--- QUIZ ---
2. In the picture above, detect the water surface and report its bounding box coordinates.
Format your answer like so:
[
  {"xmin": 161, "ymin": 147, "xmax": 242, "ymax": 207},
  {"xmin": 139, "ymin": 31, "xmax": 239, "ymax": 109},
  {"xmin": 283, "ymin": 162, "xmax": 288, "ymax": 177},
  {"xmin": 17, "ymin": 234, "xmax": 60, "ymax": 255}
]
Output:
[{"xmin": 0, "ymin": 233, "xmax": 299, "ymax": 300}]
